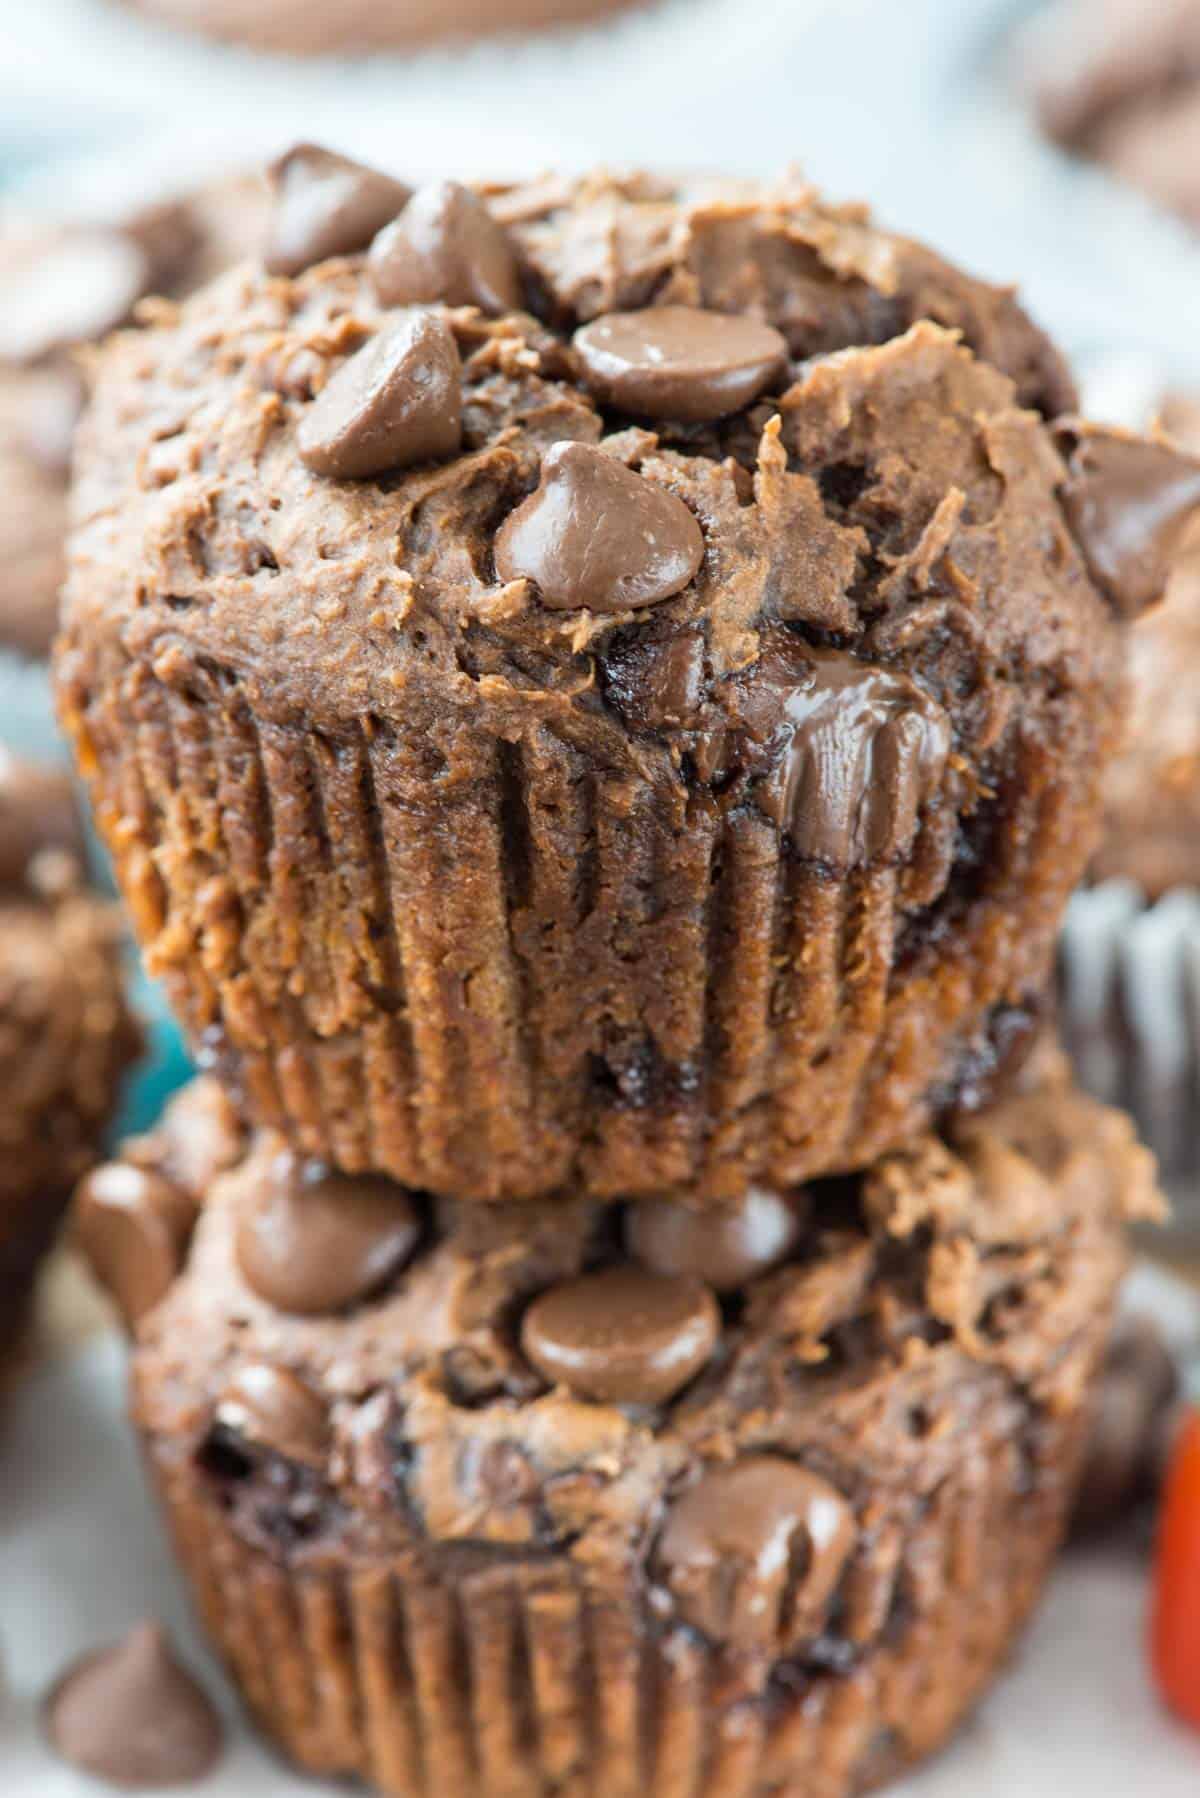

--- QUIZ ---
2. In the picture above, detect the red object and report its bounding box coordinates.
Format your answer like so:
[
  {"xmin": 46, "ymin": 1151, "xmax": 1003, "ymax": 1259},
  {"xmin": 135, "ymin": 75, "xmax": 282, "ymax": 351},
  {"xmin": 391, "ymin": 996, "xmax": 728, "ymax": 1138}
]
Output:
[{"xmin": 1151, "ymin": 1408, "xmax": 1200, "ymax": 1730}]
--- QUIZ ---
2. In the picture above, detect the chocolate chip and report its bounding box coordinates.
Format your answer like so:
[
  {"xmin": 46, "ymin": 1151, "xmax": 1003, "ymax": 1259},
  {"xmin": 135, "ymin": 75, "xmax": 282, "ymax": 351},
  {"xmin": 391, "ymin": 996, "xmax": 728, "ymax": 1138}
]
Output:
[
  {"xmin": 626, "ymin": 1186, "xmax": 811, "ymax": 1292},
  {"xmin": 1057, "ymin": 422, "xmax": 1200, "ymax": 619},
  {"xmin": 727, "ymin": 635, "xmax": 951, "ymax": 866},
  {"xmin": 520, "ymin": 1267, "xmax": 719, "ymax": 1405},
  {"xmin": 235, "ymin": 1152, "xmax": 422, "ymax": 1315},
  {"xmin": 44, "ymin": 1623, "xmax": 223, "ymax": 1789},
  {"xmin": 264, "ymin": 143, "xmax": 412, "ymax": 278},
  {"xmin": 494, "ymin": 441, "xmax": 704, "ymax": 612},
  {"xmin": 0, "ymin": 749, "xmax": 84, "ymax": 888},
  {"xmin": 298, "ymin": 310, "xmax": 462, "ymax": 480},
  {"xmin": 74, "ymin": 1163, "xmax": 197, "ymax": 1330},
  {"xmin": 574, "ymin": 306, "xmax": 788, "ymax": 422},
  {"xmin": 215, "ymin": 1364, "xmax": 330, "ymax": 1466},
  {"xmin": 655, "ymin": 1457, "xmax": 856, "ymax": 1651},
  {"xmin": 0, "ymin": 232, "xmax": 147, "ymax": 364},
  {"xmin": 368, "ymin": 180, "xmax": 521, "ymax": 315}
]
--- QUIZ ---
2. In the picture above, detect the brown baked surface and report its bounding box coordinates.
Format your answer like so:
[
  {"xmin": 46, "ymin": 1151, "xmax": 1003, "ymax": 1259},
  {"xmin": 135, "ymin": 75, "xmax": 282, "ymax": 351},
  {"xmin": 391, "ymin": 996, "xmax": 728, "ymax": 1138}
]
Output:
[
  {"xmin": 0, "ymin": 889, "xmax": 139, "ymax": 1352},
  {"xmin": 122, "ymin": 0, "xmax": 640, "ymax": 53},
  {"xmin": 59, "ymin": 168, "xmax": 1129, "ymax": 1203},
  {"xmin": 125, "ymin": 1068, "xmax": 1154, "ymax": 1795},
  {"xmin": 1027, "ymin": 0, "xmax": 1200, "ymax": 228},
  {"xmin": 0, "ymin": 172, "xmax": 266, "ymax": 659}
]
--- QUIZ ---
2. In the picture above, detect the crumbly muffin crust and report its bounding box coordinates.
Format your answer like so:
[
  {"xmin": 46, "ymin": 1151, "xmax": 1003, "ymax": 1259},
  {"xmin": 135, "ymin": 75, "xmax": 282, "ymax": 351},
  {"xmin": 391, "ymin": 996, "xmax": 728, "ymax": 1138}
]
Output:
[
  {"xmin": 124, "ymin": 1069, "xmax": 1155, "ymax": 1795},
  {"xmin": 59, "ymin": 167, "xmax": 1152, "ymax": 1200}
]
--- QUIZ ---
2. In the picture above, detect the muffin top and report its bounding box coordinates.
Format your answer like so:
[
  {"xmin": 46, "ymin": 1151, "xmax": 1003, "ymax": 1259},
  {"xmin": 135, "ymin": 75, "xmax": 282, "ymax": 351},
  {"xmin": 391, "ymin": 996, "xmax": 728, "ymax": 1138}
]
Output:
[
  {"xmin": 64, "ymin": 160, "xmax": 1200, "ymax": 915},
  {"xmin": 124, "ymin": 1066, "xmax": 1156, "ymax": 1599}
]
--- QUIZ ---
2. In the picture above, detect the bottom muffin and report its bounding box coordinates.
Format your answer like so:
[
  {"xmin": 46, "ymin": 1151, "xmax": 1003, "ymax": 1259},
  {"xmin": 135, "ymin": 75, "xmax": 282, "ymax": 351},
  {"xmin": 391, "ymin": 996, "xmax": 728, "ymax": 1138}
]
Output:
[
  {"xmin": 110, "ymin": 1072, "xmax": 1156, "ymax": 1798},
  {"xmin": 0, "ymin": 756, "xmax": 139, "ymax": 1356}
]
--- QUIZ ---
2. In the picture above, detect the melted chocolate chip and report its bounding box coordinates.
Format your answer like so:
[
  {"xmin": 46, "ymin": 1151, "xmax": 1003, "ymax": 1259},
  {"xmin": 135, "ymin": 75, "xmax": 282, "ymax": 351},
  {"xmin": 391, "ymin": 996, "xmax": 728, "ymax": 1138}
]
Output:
[
  {"xmin": 494, "ymin": 441, "xmax": 704, "ymax": 612},
  {"xmin": 369, "ymin": 180, "xmax": 521, "ymax": 315},
  {"xmin": 726, "ymin": 636, "xmax": 951, "ymax": 866},
  {"xmin": 215, "ymin": 1364, "xmax": 330, "ymax": 1466},
  {"xmin": 626, "ymin": 1186, "xmax": 811, "ymax": 1292},
  {"xmin": 264, "ymin": 143, "xmax": 412, "ymax": 278},
  {"xmin": 44, "ymin": 1623, "xmax": 223, "ymax": 1790},
  {"xmin": 235, "ymin": 1152, "xmax": 421, "ymax": 1315},
  {"xmin": 0, "ymin": 232, "xmax": 147, "ymax": 365},
  {"xmin": 655, "ymin": 1457, "xmax": 857, "ymax": 1651},
  {"xmin": 1057, "ymin": 423, "xmax": 1200, "ymax": 620},
  {"xmin": 0, "ymin": 749, "xmax": 83, "ymax": 888},
  {"xmin": 520, "ymin": 1267, "xmax": 719, "ymax": 1405},
  {"xmin": 574, "ymin": 306, "xmax": 788, "ymax": 422},
  {"xmin": 74, "ymin": 1163, "xmax": 197, "ymax": 1330},
  {"xmin": 298, "ymin": 310, "xmax": 462, "ymax": 480}
]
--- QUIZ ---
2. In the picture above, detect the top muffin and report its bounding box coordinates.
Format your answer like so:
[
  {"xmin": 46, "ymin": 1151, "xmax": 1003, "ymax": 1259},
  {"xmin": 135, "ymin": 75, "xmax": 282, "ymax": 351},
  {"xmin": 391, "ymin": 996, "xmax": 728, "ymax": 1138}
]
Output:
[{"xmin": 57, "ymin": 157, "xmax": 1197, "ymax": 1203}]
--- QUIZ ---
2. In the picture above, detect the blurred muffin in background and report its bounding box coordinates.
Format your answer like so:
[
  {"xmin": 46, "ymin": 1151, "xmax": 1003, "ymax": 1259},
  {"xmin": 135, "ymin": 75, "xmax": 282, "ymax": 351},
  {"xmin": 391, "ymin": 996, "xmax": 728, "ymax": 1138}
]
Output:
[
  {"xmin": 117, "ymin": 0, "xmax": 642, "ymax": 55},
  {"xmin": 1025, "ymin": 0, "xmax": 1200, "ymax": 230},
  {"xmin": 0, "ymin": 172, "xmax": 266, "ymax": 662}
]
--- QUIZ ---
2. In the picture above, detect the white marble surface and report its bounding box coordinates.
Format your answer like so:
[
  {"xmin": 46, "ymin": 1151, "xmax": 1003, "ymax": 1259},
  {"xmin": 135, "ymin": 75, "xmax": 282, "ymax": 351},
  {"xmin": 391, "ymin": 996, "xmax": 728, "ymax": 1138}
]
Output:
[{"xmin": 2, "ymin": 1280, "xmax": 1199, "ymax": 1796}]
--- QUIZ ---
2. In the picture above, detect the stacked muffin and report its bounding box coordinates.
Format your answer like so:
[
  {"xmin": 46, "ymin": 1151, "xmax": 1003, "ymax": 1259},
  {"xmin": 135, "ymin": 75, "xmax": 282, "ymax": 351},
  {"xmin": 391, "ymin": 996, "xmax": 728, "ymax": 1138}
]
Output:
[{"xmin": 60, "ymin": 154, "xmax": 1196, "ymax": 1794}]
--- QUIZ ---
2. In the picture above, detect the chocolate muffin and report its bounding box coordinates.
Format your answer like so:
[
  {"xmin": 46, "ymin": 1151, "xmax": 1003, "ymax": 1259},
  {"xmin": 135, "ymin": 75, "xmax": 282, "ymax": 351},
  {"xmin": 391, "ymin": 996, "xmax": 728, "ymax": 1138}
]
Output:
[
  {"xmin": 58, "ymin": 161, "xmax": 1193, "ymax": 1204},
  {"xmin": 0, "ymin": 172, "xmax": 266, "ymax": 660},
  {"xmin": 107, "ymin": 1068, "xmax": 1155, "ymax": 1796},
  {"xmin": 1026, "ymin": 0, "xmax": 1200, "ymax": 230},
  {"xmin": 120, "ymin": 0, "xmax": 640, "ymax": 53},
  {"xmin": 0, "ymin": 753, "xmax": 140, "ymax": 1355}
]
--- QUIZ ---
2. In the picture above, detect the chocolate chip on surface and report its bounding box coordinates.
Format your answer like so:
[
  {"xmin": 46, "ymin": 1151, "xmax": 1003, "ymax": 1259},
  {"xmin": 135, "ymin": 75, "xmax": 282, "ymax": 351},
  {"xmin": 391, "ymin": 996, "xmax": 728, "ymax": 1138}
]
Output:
[
  {"xmin": 368, "ymin": 180, "xmax": 521, "ymax": 315},
  {"xmin": 298, "ymin": 309, "xmax": 462, "ymax": 480},
  {"xmin": 626, "ymin": 1185, "xmax": 810, "ymax": 1292},
  {"xmin": 520, "ymin": 1266, "xmax": 719, "ymax": 1405},
  {"xmin": 75, "ymin": 1163, "xmax": 197, "ymax": 1330},
  {"xmin": 655, "ymin": 1456, "xmax": 857, "ymax": 1651},
  {"xmin": 574, "ymin": 305, "xmax": 788, "ymax": 421},
  {"xmin": 0, "ymin": 232, "xmax": 148, "ymax": 365},
  {"xmin": 215, "ymin": 1363, "xmax": 330, "ymax": 1465},
  {"xmin": 727, "ymin": 636, "xmax": 951, "ymax": 866},
  {"xmin": 235, "ymin": 1152, "xmax": 422, "ymax": 1315},
  {"xmin": 494, "ymin": 440, "xmax": 704, "ymax": 612},
  {"xmin": 44, "ymin": 1622, "xmax": 223, "ymax": 1790},
  {"xmin": 264, "ymin": 143, "xmax": 412, "ymax": 278},
  {"xmin": 1057, "ymin": 422, "xmax": 1200, "ymax": 619}
]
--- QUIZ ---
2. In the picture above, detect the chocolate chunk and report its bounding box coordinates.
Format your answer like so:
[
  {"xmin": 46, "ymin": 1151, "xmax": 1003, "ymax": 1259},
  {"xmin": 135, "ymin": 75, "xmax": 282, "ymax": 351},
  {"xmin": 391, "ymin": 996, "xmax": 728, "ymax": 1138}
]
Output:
[
  {"xmin": 1073, "ymin": 1314, "xmax": 1182, "ymax": 1535},
  {"xmin": 0, "ymin": 232, "xmax": 147, "ymax": 365},
  {"xmin": 264, "ymin": 143, "xmax": 412, "ymax": 278},
  {"xmin": 298, "ymin": 310, "xmax": 462, "ymax": 480},
  {"xmin": 0, "ymin": 750, "xmax": 83, "ymax": 888},
  {"xmin": 1057, "ymin": 423, "xmax": 1200, "ymax": 619},
  {"xmin": 235, "ymin": 1152, "xmax": 422, "ymax": 1315},
  {"xmin": 574, "ymin": 306, "xmax": 788, "ymax": 421},
  {"xmin": 626, "ymin": 1186, "xmax": 810, "ymax": 1292},
  {"xmin": 727, "ymin": 636, "xmax": 951, "ymax": 866},
  {"xmin": 215, "ymin": 1364, "xmax": 330, "ymax": 1465},
  {"xmin": 494, "ymin": 441, "xmax": 704, "ymax": 612},
  {"xmin": 75, "ymin": 1163, "xmax": 197, "ymax": 1330},
  {"xmin": 521, "ymin": 1266, "xmax": 719, "ymax": 1405},
  {"xmin": 44, "ymin": 1623, "xmax": 223, "ymax": 1789},
  {"xmin": 368, "ymin": 180, "xmax": 521, "ymax": 315},
  {"xmin": 655, "ymin": 1457, "xmax": 856, "ymax": 1651}
]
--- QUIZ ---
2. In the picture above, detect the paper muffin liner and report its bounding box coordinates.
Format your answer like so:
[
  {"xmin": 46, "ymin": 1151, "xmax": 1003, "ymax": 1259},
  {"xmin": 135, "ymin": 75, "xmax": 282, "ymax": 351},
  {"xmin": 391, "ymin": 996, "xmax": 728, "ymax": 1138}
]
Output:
[
  {"xmin": 1059, "ymin": 882, "xmax": 1200, "ymax": 1189},
  {"xmin": 141, "ymin": 1366, "xmax": 1096, "ymax": 1798},
  {"xmin": 59, "ymin": 645, "xmax": 1098, "ymax": 1204}
]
